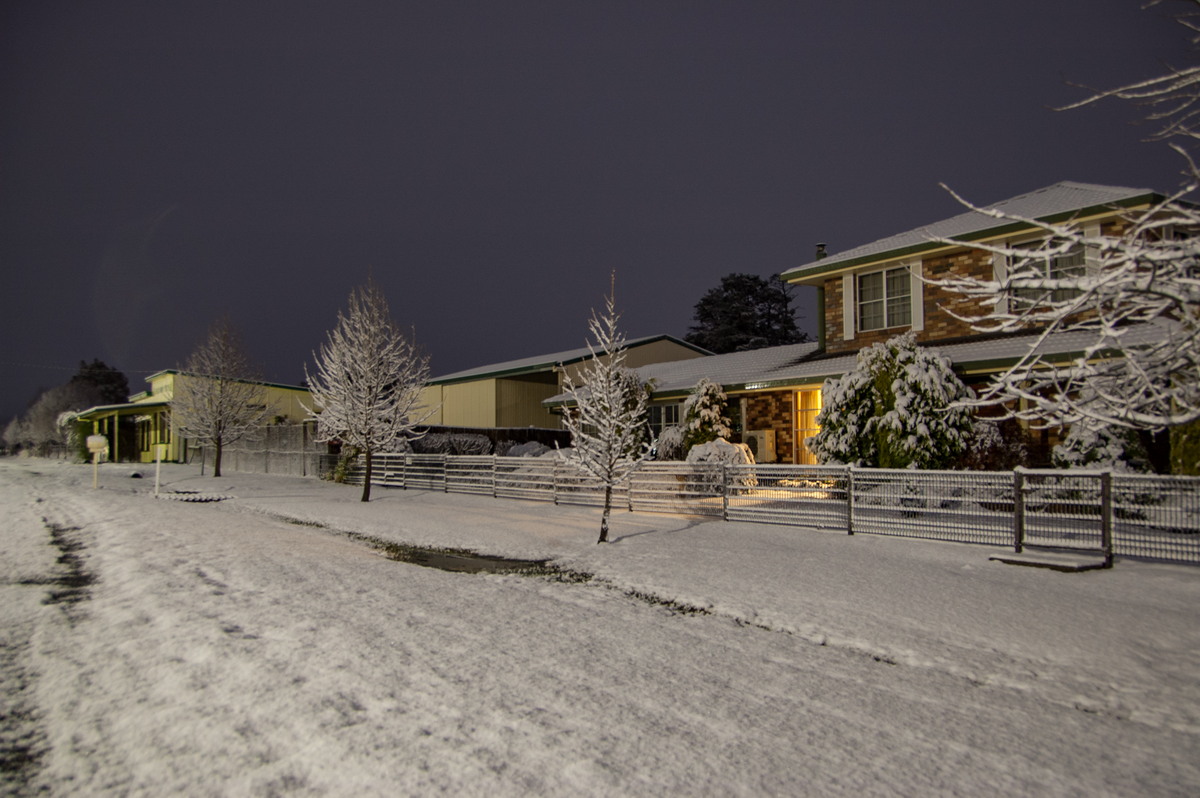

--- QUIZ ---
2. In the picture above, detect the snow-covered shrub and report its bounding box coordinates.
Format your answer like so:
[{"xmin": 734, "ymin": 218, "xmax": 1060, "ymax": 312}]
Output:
[
  {"xmin": 449, "ymin": 434, "xmax": 492, "ymax": 456},
  {"xmin": 685, "ymin": 438, "xmax": 757, "ymax": 489},
  {"xmin": 505, "ymin": 441, "xmax": 550, "ymax": 458},
  {"xmin": 809, "ymin": 333, "xmax": 974, "ymax": 469},
  {"xmin": 955, "ymin": 417, "xmax": 1031, "ymax": 471},
  {"xmin": 653, "ymin": 425, "xmax": 687, "ymax": 461},
  {"xmin": 1052, "ymin": 424, "xmax": 1150, "ymax": 473},
  {"xmin": 411, "ymin": 432, "xmax": 450, "ymax": 454},
  {"xmin": 681, "ymin": 378, "xmax": 732, "ymax": 452}
]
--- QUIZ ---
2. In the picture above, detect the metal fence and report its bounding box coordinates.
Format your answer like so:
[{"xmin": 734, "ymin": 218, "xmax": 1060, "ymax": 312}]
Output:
[
  {"xmin": 343, "ymin": 454, "xmax": 1200, "ymax": 565},
  {"xmin": 191, "ymin": 425, "xmax": 326, "ymax": 477}
]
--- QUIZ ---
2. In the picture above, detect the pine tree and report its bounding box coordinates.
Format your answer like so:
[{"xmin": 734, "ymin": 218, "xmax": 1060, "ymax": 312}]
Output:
[
  {"xmin": 685, "ymin": 273, "xmax": 808, "ymax": 354},
  {"xmin": 305, "ymin": 279, "xmax": 433, "ymax": 501},
  {"xmin": 681, "ymin": 378, "xmax": 732, "ymax": 452},
  {"xmin": 560, "ymin": 286, "xmax": 651, "ymax": 543}
]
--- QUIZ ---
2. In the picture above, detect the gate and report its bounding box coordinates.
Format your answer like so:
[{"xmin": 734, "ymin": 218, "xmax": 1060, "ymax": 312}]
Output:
[{"xmin": 1015, "ymin": 469, "xmax": 1113, "ymax": 565}]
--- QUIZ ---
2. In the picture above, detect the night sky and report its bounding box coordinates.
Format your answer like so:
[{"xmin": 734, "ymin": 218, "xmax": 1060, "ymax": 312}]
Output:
[{"xmin": 1, "ymin": 1, "xmax": 1191, "ymax": 422}]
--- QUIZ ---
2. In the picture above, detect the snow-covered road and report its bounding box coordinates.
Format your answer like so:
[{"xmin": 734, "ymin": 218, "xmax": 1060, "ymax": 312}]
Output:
[{"xmin": 2, "ymin": 459, "xmax": 1198, "ymax": 796}]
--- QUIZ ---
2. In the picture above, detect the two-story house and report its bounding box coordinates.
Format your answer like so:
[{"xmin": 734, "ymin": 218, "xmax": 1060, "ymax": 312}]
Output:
[{"xmin": 565, "ymin": 182, "xmax": 1167, "ymax": 466}]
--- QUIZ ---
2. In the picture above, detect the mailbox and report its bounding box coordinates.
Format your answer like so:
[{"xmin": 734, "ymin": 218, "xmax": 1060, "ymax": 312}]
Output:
[{"xmin": 86, "ymin": 435, "xmax": 108, "ymax": 453}]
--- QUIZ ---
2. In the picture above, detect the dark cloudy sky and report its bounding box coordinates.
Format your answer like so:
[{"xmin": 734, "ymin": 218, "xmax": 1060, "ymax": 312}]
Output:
[{"xmin": 1, "ymin": 0, "xmax": 1191, "ymax": 422}]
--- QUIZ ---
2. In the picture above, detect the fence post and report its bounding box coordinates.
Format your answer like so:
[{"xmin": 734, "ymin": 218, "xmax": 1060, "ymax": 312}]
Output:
[
  {"xmin": 492, "ymin": 455, "xmax": 498, "ymax": 499},
  {"xmin": 846, "ymin": 466, "xmax": 855, "ymax": 535},
  {"xmin": 1100, "ymin": 470, "xmax": 1114, "ymax": 568},
  {"xmin": 722, "ymin": 464, "xmax": 729, "ymax": 522},
  {"xmin": 553, "ymin": 459, "xmax": 559, "ymax": 506},
  {"xmin": 1013, "ymin": 467, "xmax": 1025, "ymax": 554}
]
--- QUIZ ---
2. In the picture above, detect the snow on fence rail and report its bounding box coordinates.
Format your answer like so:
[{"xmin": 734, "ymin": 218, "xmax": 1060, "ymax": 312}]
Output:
[{"xmin": 344, "ymin": 454, "xmax": 1200, "ymax": 565}]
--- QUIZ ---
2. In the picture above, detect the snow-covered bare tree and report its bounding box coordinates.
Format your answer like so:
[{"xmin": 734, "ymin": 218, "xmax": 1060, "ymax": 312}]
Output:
[
  {"xmin": 929, "ymin": 1, "xmax": 1200, "ymax": 456},
  {"xmin": 172, "ymin": 318, "xmax": 273, "ymax": 477},
  {"xmin": 305, "ymin": 279, "xmax": 433, "ymax": 502},
  {"xmin": 559, "ymin": 286, "xmax": 651, "ymax": 543},
  {"xmin": 808, "ymin": 333, "xmax": 974, "ymax": 469}
]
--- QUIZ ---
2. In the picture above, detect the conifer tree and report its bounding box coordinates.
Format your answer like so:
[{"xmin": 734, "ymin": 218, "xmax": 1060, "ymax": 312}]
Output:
[
  {"xmin": 809, "ymin": 333, "xmax": 974, "ymax": 469},
  {"xmin": 681, "ymin": 378, "xmax": 732, "ymax": 452}
]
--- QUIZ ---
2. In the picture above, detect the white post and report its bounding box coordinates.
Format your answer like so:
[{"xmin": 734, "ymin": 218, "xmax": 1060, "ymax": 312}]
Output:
[
  {"xmin": 86, "ymin": 435, "xmax": 108, "ymax": 490},
  {"xmin": 154, "ymin": 443, "xmax": 164, "ymax": 496}
]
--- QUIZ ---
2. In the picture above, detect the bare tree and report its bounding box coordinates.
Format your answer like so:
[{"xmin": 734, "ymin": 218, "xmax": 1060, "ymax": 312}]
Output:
[
  {"xmin": 305, "ymin": 279, "xmax": 433, "ymax": 502},
  {"xmin": 559, "ymin": 284, "xmax": 651, "ymax": 544},
  {"xmin": 172, "ymin": 318, "xmax": 273, "ymax": 477},
  {"xmin": 929, "ymin": 2, "xmax": 1200, "ymax": 439}
]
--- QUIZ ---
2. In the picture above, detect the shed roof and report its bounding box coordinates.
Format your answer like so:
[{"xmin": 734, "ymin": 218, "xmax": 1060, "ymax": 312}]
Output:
[
  {"xmin": 782, "ymin": 181, "xmax": 1162, "ymax": 283},
  {"xmin": 428, "ymin": 334, "xmax": 711, "ymax": 385}
]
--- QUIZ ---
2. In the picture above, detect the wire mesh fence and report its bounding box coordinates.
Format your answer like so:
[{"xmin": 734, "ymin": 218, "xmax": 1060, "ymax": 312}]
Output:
[{"xmin": 339, "ymin": 454, "xmax": 1200, "ymax": 565}]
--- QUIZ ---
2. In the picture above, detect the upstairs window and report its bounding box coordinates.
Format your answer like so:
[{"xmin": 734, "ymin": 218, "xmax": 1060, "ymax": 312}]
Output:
[
  {"xmin": 857, "ymin": 267, "xmax": 912, "ymax": 331},
  {"xmin": 1009, "ymin": 243, "xmax": 1085, "ymax": 306}
]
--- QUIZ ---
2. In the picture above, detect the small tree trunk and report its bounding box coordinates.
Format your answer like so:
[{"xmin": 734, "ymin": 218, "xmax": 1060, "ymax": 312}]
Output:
[
  {"xmin": 597, "ymin": 483, "xmax": 612, "ymax": 544},
  {"xmin": 213, "ymin": 438, "xmax": 223, "ymax": 477},
  {"xmin": 361, "ymin": 447, "xmax": 373, "ymax": 502}
]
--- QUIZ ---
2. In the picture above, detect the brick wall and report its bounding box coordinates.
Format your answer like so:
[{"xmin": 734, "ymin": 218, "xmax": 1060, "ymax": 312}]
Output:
[
  {"xmin": 824, "ymin": 247, "xmax": 994, "ymax": 353},
  {"xmin": 743, "ymin": 390, "xmax": 795, "ymax": 464}
]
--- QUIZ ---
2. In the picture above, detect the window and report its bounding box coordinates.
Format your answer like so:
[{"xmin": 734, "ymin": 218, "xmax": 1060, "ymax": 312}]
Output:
[
  {"xmin": 1009, "ymin": 242, "xmax": 1085, "ymax": 306},
  {"xmin": 857, "ymin": 267, "xmax": 911, "ymax": 331},
  {"xmin": 647, "ymin": 403, "xmax": 681, "ymax": 438},
  {"xmin": 795, "ymin": 389, "xmax": 822, "ymax": 465}
]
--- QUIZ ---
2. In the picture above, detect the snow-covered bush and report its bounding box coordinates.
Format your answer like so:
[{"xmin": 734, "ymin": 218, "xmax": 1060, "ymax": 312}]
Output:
[
  {"xmin": 681, "ymin": 378, "xmax": 732, "ymax": 451},
  {"xmin": 1052, "ymin": 424, "xmax": 1150, "ymax": 473},
  {"xmin": 955, "ymin": 417, "xmax": 1031, "ymax": 471},
  {"xmin": 686, "ymin": 438, "xmax": 755, "ymax": 466},
  {"xmin": 653, "ymin": 425, "xmax": 687, "ymax": 461},
  {"xmin": 504, "ymin": 441, "xmax": 551, "ymax": 458},
  {"xmin": 685, "ymin": 438, "xmax": 756, "ymax": 489},
  {"xmin": 809, "ymin": 333, "xmax": 974, "ymax": 469}
]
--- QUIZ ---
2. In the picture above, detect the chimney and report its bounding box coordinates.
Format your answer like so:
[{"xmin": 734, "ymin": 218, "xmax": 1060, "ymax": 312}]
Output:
[{"xmin": 815, "ymin": 243, "xmax": 827, "ymax": 260}]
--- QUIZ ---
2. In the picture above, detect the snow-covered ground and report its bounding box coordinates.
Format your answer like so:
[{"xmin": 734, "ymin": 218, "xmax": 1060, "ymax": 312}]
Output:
[{"xmin": 2, "ymin": 458, "xmax": 1198, "ymax": 796}]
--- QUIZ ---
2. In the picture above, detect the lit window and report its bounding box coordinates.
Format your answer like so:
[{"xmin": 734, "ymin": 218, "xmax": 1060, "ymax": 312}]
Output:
[{"xmin": 857, "ymin": 267, "xmax": 911, "ymax": 332}]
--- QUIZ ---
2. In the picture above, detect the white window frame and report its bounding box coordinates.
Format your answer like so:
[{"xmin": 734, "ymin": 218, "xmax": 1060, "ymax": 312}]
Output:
[
  {"xmin": 1005, "ymin": 223, "xmax": 1099, "ymax": 308},
  {"xmin": 856, "ymin": 265, "xmax": 913, "ymax": 332}
]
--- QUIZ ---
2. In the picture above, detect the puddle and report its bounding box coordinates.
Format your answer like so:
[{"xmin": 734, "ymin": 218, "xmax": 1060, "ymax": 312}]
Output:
[{"xmin": 348, "ymin": 533, "xmax": 561, "ymax": 575}]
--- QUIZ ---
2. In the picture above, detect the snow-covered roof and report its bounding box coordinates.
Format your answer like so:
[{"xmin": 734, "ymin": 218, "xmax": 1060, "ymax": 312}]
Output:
[
  {"xmin": 72, "ymin": 399, "xmax": 171, "ymax": 419},
  {"xmin": 544, "ymin": 324, "xmax": 1166, "ymax": 406},
  {"xmin": 428, "ymin": 335, "xmax": 710, "ymax": 384},
  {"xmin": 782, "ymin": 181, "xmax": 1163, "ymax": 283}
]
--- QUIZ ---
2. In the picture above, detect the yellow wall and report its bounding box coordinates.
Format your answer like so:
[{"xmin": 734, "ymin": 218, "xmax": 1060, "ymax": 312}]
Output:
[
  {"xmin": 128, "ymin": 372, "xmax": 314, "ymax": 463},
  {"xmin": 417, "ymin": 386, "xmax": 444, "ymax": 425},
  {"xmin": 496, "ymin": 375, "xmax": 560, "ymax": 428},
  {"xmin": 440, "ymin": 379, "xmax": 499, "ymax": 427}
]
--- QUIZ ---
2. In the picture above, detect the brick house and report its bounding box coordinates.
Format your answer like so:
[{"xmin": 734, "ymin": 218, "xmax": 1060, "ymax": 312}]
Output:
[{"xmin": 560, "ymin": 182, "xmax": 1167, "ymax": 466}]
